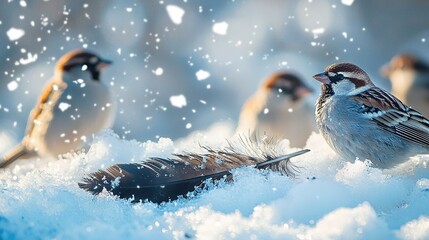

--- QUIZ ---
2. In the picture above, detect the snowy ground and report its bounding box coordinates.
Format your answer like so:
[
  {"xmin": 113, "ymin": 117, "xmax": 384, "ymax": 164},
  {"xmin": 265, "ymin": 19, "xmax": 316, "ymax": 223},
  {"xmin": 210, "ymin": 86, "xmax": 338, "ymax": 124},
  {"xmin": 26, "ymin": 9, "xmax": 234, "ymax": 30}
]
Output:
[{"xmin": 1, "ymin": 122, "xmax": 429, "ymax": 240}]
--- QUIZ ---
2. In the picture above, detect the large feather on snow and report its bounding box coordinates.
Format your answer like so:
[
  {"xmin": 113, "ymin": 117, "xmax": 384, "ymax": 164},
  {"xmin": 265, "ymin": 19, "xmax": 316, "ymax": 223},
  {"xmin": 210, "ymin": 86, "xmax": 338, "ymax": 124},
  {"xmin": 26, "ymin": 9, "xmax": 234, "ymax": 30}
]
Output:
[{"xmin": 79, "ymin": 136, "xmax": 309, "ymax": 203}]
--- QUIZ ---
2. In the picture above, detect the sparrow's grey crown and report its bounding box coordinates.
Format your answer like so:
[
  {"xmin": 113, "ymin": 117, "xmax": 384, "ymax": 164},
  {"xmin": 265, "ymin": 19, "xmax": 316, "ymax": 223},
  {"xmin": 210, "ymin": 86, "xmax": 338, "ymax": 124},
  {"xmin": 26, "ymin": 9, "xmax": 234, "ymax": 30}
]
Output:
[
  {"xmin": 324, "ymin": 62, "xmax": 372, "ymax": 88},
  {"xmin": 58, "ymin": 50, "xmax": 112, "ymax": 81},
  {"xmin": 325, "ymin": 62, "xmax": 365, "ymax": 74}
]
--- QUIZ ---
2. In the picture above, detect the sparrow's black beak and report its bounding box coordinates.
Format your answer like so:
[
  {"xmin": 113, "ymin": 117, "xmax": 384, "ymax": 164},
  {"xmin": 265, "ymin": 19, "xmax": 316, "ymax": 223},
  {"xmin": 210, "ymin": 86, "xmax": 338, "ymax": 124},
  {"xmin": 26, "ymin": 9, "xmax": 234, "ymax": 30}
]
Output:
[{"xmin": 312, "ymin": 72, "xmax": 331, "ymax": 84}]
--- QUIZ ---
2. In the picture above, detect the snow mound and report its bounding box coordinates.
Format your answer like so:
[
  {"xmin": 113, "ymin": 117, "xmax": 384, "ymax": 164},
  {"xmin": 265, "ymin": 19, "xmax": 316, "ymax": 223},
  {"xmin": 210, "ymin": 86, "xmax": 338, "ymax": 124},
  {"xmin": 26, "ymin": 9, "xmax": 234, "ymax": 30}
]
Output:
[{"xmin": 1, "ymin": 123, "xmax": 429, "ymax": 239}]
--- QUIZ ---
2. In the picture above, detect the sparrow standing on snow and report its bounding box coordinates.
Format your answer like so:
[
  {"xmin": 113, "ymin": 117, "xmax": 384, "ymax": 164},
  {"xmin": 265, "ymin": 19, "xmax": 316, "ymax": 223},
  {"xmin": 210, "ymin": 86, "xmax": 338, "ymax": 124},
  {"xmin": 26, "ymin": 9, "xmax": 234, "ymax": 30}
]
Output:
[
  {"xmin": 236, "ymin": 72, "xmax": 315, "ymax": 148},
  {"xmin": 314, "ymin": 63, "xmax": 429, "ymax": 168},
  {"xmin": 0, "ymin": 50, "xmax": 116, "ymax": 168},
  {"xmin": 380, "ymin": 53, "xmax": 429, "ymax": 117}
]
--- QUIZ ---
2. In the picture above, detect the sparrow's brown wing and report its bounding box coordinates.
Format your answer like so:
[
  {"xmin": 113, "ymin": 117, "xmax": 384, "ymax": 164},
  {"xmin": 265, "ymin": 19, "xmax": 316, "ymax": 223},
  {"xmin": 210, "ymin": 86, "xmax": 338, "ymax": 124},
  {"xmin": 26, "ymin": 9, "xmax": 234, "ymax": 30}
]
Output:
[
  {"xmin": 24, "ymin": 80, "xmax": 66, "ymax": 136},
  {"xmin": 353, "ymin": 87, "xmax": 429, "ymax": 146},
  {"xmin": 79, "ymin": 149, "xmax": 308, "ymax": 204}
]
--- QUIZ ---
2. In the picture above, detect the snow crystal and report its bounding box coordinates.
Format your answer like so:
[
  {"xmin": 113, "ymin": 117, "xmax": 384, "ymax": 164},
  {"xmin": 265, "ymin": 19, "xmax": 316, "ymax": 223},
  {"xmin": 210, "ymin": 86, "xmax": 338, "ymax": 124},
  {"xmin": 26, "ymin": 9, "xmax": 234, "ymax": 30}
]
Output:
[
  {"xmin": 166, "ymin": 5, "xmax": 185, "ymax": 25},
  {"xmin": 169, "ymin": 94, "xmax": 187, "ymax": 108},
  {"xmin": 152, "ymin": 67, "xmax": 163, "ymax": 76},
  {"xmin": 58, "ymin": 102, "xmax": 71, "ymax": 112},
  {"xmin": 186, "ymin": 123, "xmax": 192, "ymax": 129},
  {"xmin": 341, "ymin": 0, "xmax": 354, "ymax": 6},
  {"xmin": 195, "ymin": 69, "xmax": 210, "ymax": 80},
  {"xmin": 7, "ymin": 81, "xmax": 18, "ymax": 91},
  {"xmin": 263, "ymin": 108, "xmax": 269, "ymax": 114},
  {"xmin": 19, "ymin": 0, "xmax": 27, "ymax": 7},
  {"xmin": 6, "ymin": 27, "xmax": 25, "ymax": 41},
  {"xmin": 212, "ymin": 22, "xmax": 228, "ymax": 35},
  {"xmin": 342, "ymin": 32, "xmax": 348, "ymax": 39},
  {"xmin": 19, "ymin": 52, "xmax": 38, "ymax": 65},
  {"xmin": 312, "ymin": 28, "xmax": 325, "ymax": 35}
]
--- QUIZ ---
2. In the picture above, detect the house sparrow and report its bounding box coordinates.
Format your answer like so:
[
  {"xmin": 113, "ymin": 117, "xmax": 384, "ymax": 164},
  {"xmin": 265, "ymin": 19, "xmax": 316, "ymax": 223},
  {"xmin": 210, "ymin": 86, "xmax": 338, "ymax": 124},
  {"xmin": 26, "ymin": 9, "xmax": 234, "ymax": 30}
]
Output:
[
  {"xmin": 380, "ymin": 53, "xmax": 429, "ymax": 117},
  {"xmin": 0, "ymin": 50, "xmax": 116, "ymax": 168},
  {"xmin": 314, "ymin": 62, "xmax": 429, "ymax": 168},
  {"xmin": 236, "ymin": 72, "xmax": 315, "ymax": 148}
]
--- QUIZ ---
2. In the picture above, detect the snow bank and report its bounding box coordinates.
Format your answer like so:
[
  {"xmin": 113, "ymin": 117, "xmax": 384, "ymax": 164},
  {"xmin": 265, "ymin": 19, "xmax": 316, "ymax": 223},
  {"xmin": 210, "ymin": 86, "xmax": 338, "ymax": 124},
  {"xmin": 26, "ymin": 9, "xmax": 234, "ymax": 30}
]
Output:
[{"xmin": 1, "ymin": 123, "xmax": 429, "ymax": 239}]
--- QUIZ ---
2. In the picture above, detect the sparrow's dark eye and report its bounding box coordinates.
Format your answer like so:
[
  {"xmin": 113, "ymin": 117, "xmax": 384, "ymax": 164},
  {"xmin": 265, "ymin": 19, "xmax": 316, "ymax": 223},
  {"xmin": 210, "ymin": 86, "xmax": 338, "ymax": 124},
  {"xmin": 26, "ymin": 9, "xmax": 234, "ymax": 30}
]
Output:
[{"xmin": 330, "ymin": 73, "xmax": 344, "ymax": 83}]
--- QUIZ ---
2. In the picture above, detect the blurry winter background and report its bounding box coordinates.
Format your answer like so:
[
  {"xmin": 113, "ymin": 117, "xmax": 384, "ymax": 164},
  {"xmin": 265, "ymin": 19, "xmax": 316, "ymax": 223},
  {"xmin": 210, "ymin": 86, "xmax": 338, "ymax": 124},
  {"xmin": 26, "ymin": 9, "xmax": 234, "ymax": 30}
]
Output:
[
  {"xmin": 1, "ymin": 0, "xmax": 429, "ymax": 141},
  {"xmin": 1, "ymin": 0, "xmax": 429, "ymax": 239}
]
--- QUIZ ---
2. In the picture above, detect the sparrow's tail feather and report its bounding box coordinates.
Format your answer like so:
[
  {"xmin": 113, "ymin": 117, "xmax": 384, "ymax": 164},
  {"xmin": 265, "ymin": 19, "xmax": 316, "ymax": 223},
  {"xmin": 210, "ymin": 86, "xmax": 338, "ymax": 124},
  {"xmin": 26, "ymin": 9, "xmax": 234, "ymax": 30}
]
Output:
[
  {"xmin": 79, "ymin": 146, "xmax": 309, "ymax": 204},
  {"xmin": 0, "ymin": 144, "xmax": 28, "ymax": 168}
]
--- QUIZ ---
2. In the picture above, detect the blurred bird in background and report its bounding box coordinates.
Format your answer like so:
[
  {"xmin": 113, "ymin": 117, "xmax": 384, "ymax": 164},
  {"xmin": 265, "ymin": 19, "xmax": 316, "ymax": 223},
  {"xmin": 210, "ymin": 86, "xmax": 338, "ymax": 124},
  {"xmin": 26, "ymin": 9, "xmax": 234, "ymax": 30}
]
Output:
[
  {"xmin": 0, "ymin": 50, "xmax": 116, "ymax": 168},
  {"xmin": 380, "ymin": 53, "xmax": 429, "ymax": 117},
  {"xmin": 235, "ymin": 72, "xmax": 316, "ymax": 148}
]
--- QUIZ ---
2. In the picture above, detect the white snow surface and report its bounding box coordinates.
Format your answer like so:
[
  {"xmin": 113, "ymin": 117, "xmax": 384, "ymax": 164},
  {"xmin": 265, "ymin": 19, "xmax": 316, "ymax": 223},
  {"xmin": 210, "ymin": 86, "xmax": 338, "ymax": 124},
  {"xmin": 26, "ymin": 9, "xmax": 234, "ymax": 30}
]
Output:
[{"xmin": 1, "ymin": 122, "xmax": 429, "ymax": 239}]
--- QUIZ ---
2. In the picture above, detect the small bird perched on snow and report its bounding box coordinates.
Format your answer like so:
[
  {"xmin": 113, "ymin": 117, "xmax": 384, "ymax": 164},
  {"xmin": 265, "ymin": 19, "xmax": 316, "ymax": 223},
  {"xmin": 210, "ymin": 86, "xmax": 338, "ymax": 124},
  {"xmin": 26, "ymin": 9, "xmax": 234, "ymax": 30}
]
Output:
[
  {"xmin": 79, "ymin": 137, "xmax": 309, "ymax": 203},
  {"xmin": 313, "ymin": 62, "xmax": 429, "ymax": 168},
  {"xmin": 380, "ymin": 53, "xmax": 429, "ymax": 117},
  {"xmin": 0, "ymin": 50, "xmax": 116, "ymax": 168},
  {"xmin": 236, "ymin": 72, "xmax": 315, "ymax": 148}
]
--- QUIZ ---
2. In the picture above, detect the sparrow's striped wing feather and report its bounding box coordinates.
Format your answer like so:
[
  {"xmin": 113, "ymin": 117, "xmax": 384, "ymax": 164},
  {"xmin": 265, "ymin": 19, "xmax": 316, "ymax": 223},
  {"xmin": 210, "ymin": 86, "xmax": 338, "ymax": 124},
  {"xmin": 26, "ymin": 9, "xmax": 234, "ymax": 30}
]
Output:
[
  {"xmin": 354, "ymin": 87, "xmax": 429, "ymax": 146},
  {"xmin": 376, "ymin": 109, "xmax": 429, "ymax": 146},
  {"xmin": 79, "ymin": 149, "xmax": 308, "ymax": 203},
  {"xmin": 24, "ymin": 81, "xmax": 66, "ymax": 136},
  {"xmin": 24, "ymin": 82, "xmax": 54, "ymax": 136}
]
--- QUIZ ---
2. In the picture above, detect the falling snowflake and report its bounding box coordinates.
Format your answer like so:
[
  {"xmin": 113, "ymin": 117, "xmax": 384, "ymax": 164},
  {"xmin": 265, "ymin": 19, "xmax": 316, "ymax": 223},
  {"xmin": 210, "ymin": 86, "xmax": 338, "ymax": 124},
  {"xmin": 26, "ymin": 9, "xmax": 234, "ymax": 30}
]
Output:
[
  {"xmin": 166, "ymin": 5, "xmax": 185, "ymax": 25},
  {"xmin": 153, "ymin": 67, "xmax": 164, "ymax": 76},
  {"xmin": 196, "ymin": 70, "xmax": 210, "ymax": 80},
  {"xmin": 7, "ymin": 81, "xmax": 18, "ymax": 91},
  {"xmin": 58, "ymin": 102, "xmax": 71, "ymax": 112},
  {"xmin": 341, "ymin": 0, "xmax": 354, "ymax": 6},
  {"xmin": 312, "ymin": 28, "xmax": 325, "ymax": 35},
  {"xmin": 212, "ymin": 22, "xmax": 228, "ymax": 35},
  {"xmin": 263, "ymin": 108, "xmax": 269, "ymax": 114},
  {"xmin": 19, "ymin": 52, "xmax": 38, "ymax": 65},
  {"xmin": 170, "ymin": 95, "xmax": 187, "ymax": 108},
  {"xmin": 6, "ymin": 28, "xmax": 25, "ymax": 41}
]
